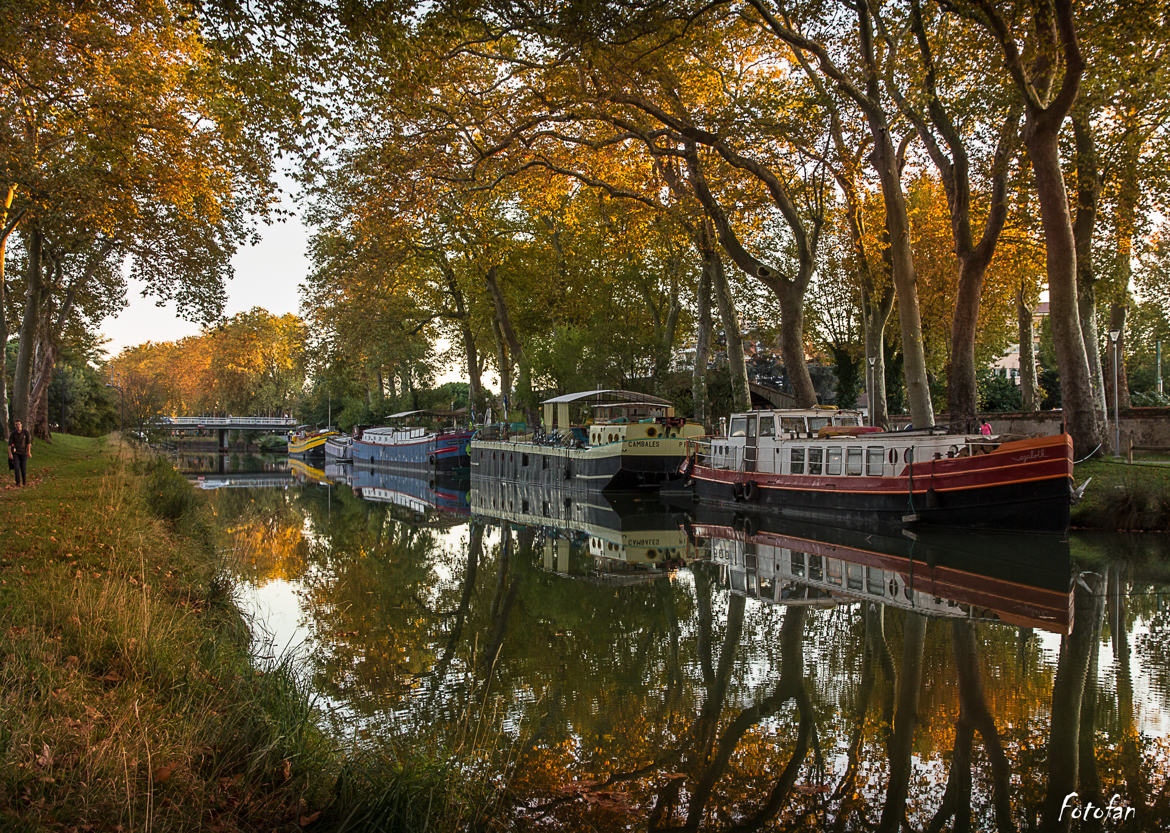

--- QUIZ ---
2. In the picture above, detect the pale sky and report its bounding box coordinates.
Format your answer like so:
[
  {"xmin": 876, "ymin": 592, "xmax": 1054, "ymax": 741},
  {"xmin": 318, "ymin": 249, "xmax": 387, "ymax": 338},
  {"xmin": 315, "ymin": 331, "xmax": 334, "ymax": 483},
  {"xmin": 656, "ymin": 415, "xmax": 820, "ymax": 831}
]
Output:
[{"xmin": 98, "ymin": 206, "xmax": 308, "ymax": 359}]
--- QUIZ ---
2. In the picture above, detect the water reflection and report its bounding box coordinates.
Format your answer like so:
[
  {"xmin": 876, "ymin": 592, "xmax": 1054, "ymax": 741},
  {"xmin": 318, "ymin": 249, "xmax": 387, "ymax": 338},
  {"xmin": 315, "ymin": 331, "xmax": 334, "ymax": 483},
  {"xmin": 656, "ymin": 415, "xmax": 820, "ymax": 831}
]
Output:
[{"xmin": 204, "ymin": 465, "xmax": 1170, "ymax": 831}]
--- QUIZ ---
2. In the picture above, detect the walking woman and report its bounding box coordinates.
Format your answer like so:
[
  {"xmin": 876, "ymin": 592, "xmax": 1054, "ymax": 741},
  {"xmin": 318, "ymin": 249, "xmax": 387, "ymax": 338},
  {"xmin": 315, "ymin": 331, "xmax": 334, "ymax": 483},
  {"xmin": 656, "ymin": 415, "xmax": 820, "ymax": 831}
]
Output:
[{"xmin": 9, "ymin": 420, "xmax": 31, "ymax": 486}]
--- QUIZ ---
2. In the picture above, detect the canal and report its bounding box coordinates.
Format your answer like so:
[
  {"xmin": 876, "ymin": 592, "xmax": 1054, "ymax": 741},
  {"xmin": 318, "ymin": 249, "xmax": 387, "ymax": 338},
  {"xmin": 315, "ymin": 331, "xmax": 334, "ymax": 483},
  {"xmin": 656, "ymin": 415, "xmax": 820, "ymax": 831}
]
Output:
[{"xmin": 182, "ymin": 453, "xmax": 1170, "ymax": 830}]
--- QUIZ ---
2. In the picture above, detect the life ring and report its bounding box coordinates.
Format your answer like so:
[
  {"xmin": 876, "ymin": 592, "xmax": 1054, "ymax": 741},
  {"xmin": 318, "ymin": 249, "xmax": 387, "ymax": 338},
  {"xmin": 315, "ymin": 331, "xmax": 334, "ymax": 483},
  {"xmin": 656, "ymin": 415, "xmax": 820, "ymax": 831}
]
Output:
[
  {"xmin": 742, "ymin": 480, "xmax": 758, "ymax": 501},
  {"xmin": 947, "ymin": 445, "xmax": 959, "ymax": 458},
  {"xmin": 732, "ymin": 481, "xmax": 745, "ymax": 500},
  {"xmin": 741, "ymin": 515, "xmax": 757, "ymax": 537}
]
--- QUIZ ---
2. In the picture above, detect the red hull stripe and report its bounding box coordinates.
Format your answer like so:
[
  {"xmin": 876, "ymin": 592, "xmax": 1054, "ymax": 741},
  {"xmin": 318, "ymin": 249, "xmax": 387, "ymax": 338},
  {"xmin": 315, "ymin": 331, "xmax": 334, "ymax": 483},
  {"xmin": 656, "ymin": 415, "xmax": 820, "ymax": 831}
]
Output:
[{"xmin": 692, "ymin": 434, "xmax": 1073, "ymax": 495}]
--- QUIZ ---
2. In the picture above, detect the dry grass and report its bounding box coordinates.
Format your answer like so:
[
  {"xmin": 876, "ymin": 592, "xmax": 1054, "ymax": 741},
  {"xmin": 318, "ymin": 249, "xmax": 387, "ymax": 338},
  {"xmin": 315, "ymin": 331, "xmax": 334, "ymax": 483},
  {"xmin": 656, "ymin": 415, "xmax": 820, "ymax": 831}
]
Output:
[{"xmin": 0, "ymin": 435, "xmax": 504, "ymax": 833}]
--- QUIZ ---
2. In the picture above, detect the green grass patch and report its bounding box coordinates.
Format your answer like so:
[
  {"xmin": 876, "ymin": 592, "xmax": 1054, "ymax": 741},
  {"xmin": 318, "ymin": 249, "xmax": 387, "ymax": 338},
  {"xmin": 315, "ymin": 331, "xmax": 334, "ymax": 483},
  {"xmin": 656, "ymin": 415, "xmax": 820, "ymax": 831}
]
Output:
[
  {"xmin": 0, "ymin": 435, "xmax": 501, "ymax": 832},
  {"xmin": 1072, "ymin": 457, "xmax": 1170, "ymax": 531}
]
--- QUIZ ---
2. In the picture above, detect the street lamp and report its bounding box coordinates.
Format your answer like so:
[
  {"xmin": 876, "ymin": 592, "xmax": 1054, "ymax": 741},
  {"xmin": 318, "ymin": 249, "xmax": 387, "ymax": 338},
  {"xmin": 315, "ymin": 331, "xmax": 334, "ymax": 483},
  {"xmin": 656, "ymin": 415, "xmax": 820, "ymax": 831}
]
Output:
[{"xmin": 1109, "ymin": 329, "xmax": 1121, "ymax": 456}]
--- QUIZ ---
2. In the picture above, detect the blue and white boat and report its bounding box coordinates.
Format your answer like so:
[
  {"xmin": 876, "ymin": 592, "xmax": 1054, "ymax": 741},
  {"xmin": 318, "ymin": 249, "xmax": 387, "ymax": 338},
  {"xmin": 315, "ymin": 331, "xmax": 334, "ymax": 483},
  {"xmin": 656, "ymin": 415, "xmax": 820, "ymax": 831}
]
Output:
[{"xmin": 351, "ymin": 410, "xmax": 473, "ymax": 474}]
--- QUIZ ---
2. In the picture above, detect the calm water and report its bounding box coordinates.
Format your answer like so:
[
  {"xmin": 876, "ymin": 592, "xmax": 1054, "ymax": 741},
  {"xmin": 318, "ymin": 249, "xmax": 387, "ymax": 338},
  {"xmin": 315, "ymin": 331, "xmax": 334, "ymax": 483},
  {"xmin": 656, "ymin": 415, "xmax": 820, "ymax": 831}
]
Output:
[{"xmin": 182, "ymin": 454, "xmax": 1170, "ymax": 831}]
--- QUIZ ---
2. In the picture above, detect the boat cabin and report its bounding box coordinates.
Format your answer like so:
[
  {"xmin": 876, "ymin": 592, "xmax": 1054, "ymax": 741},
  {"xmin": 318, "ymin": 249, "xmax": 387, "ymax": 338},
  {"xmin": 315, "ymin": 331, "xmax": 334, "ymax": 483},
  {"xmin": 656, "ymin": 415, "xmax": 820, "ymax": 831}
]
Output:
[
  {"xmin": 709, "ymin": 408, "xmax": 988, "ymax": 478},
  {"xmin": 726, "ymin": 408, "xmax": 865, "ymax": 440},
  {"xmin": 538, "ymin": 389, "xmax": 690, "ymax": 446}
]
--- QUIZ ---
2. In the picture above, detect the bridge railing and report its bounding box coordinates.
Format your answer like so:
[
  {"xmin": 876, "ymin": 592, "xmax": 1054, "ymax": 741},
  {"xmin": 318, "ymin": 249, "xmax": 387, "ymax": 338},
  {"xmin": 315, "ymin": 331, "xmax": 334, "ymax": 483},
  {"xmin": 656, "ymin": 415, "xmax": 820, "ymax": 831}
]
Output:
[{"xmin": 153, "ymin": 416, "xmax": 298, "ymax": 427}]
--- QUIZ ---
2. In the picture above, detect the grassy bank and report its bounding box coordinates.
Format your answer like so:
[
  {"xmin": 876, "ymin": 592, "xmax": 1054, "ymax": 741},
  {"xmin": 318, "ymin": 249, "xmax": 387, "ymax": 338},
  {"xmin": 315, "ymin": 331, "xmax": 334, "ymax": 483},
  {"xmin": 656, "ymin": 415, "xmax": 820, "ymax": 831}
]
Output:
[
  {"xmin": 0, "ymin": 435, "xmax": 497, "ymax": 832},
  {"xmin": 1072, "ymin": 456, "xmax": 1170, "ymax": 531}
]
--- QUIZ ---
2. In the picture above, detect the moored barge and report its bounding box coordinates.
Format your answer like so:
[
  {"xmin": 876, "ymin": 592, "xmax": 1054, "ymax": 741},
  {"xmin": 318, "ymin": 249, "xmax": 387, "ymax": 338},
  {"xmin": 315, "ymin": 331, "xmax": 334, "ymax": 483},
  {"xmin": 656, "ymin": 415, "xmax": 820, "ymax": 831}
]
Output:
[
  {"xmin": 351, "ymin": 410, "xmax": 473, "ymax": 474},
  {"xmin": 470, "ymin": 390, "xmax": 705, "ymax": 491},
  {"xmin": 684, "ymin": 408, "xmax": 1073, "ymax": 532},
  {"xmin": 288, "ymin": 427, "xmax": 339, "ymax": 461}
]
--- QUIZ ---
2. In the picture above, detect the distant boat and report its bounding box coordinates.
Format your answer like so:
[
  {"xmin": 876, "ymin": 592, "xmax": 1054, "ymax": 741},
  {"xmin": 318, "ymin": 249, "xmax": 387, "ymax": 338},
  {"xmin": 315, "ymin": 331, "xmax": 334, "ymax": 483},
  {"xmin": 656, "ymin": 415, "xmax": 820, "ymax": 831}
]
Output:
[
  {"xmin": 288, "ymin": 427, "xmax": 339, "ymax": 460},
  {"xmin": 351, "ymin": 410, "xmax": 473, "ymax": 474},
  {"xmin": 324, "ymin": 434, "xmax": 353, "ymax": 462},
  {"xmin": 470, "ymin": 389, "xmax": 705, "ymax": 491},
  {"xmin": 682, "ymin": 407, "xmax": 1073, "ymax": 532}
]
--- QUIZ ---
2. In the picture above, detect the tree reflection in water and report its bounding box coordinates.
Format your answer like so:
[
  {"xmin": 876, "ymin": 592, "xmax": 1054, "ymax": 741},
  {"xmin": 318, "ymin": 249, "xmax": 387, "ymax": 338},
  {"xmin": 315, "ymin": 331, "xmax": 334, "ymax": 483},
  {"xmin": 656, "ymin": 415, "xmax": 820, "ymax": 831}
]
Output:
[{"xmin": 208, "ymin": 480, "xmax": 1170, "ymax": 831}]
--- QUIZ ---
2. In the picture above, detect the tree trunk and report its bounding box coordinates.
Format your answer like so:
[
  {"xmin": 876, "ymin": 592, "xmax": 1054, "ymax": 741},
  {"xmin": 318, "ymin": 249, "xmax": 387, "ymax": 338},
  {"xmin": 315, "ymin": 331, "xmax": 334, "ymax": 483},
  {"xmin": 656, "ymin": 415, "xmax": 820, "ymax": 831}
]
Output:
[
  {"xmin": 863, "ymin": 289, "xmax": 895, "ymax": 429},
  {"xmin": 1018, "ymin": 286, "xmax": 1040, "ymax": 412},
  {"xmin": 490, "ymin": 317, "xmax": 511, "ymax": 418},
  {"xmin": 445, "ymin": 271, "xmax": 482, "ymax": 418},
  {"xmin": 947, "ymin": 258, "xmax": 983, "ymax": 434},
  {"xmin": 0, "ymin": 187, "xmax": 22, "ymax": 441},
  {"xmin": 484, "ymin": 267, "xmax": 536, "ymax": 426},
  {"xmin": 1072, "ymin": 112, "xmax": 1106, "ymax": 414},
  {"xmin": 693, "ymin": 263, "xmax": 712, "ymax": 427},
  {"xmin": 709, "ymin": 246, "xmax": 750, "ymax": 412},
  {"xmin": 777, "ymin": 280, "xmax": 817, "ymax": 406},
  {"xmin": 13, "ymin": 224, "xmax": 43, "ymax": 427},
  {"xmin": 658, "ymin": 289, "xmax": 681, "ymax": 392},
  {"xmin": 870, "ymin": 134, "xmax": 935, "ymax": 429},
  {"xmin": 29, "ymin": 338, "xmax": 57, "ymax": 441},
  {"xmin": 1028, "ymin": 126, "xmax": 1104, "ymax": 455}
]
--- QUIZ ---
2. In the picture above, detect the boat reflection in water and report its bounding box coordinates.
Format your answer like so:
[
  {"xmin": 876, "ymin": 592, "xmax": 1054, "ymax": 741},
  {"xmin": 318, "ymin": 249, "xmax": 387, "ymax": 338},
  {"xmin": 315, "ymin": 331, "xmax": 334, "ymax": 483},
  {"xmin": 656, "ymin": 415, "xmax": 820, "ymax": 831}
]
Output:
[
  {"xmin": 693, "ymin": 508, "xmax": 1074, "ymax": 634},
  {"xmin": 349, "ymin": 465, "xmax": 470, "ymax": 520},
  {"xmin": 288, "ymin": 457, "xmax": 331, "ymax": 486},
  {"xmin": 471, "ymin": 475, "xmax": 692, "ymax": 579}
]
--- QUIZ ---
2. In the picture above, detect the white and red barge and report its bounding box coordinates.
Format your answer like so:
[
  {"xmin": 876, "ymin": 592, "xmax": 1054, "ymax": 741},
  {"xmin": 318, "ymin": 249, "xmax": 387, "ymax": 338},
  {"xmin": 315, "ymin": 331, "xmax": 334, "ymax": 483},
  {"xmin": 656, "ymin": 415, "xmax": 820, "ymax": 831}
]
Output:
[{"xmin": 684, "ymin": 408, "xmax": 1073, "ymax": 532}]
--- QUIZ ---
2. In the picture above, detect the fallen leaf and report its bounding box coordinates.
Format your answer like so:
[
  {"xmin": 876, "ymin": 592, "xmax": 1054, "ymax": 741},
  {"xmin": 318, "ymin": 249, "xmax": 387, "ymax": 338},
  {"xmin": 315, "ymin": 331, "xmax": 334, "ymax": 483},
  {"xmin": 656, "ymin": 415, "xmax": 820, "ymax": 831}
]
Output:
[
  {"xmin": 299, "ymin": 811, "xmax": 322, "ymax": 826},
  {"xmin": 152, "ymin": 763, "xmax": 177, "ymax": 784}
]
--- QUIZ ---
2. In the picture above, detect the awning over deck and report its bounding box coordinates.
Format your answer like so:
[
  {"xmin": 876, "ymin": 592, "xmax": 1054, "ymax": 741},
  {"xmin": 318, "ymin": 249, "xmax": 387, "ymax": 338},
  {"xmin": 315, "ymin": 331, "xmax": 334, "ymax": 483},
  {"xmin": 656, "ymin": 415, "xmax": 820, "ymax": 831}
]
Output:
[{"xmin": 540, "ymin": 389, "xmax": 672, "ymax": 406}]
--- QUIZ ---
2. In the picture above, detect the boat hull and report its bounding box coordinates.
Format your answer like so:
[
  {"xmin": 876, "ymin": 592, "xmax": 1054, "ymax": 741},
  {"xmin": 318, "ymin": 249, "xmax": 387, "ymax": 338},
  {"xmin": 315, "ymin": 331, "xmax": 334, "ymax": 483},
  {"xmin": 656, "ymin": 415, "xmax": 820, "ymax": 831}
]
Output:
[
  {"xmin": 688, "ymin": 434, "xmax": 1073, "ymax": 532},
  {"xmin": 352, "ymin": 430, "xmax": 473, "ymax": 474},
  {"xmin": 288, "ymin": 434, "xmax": 334, "ymax": 460},
  {"xmin": 324, "ymin": 436, "xmax": 352, "ymax": 462}
]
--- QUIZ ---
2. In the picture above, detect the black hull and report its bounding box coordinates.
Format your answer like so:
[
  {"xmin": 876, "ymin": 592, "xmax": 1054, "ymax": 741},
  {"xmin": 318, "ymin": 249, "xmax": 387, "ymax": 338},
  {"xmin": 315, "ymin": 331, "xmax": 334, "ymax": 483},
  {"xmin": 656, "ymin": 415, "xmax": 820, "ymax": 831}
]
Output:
[
  {"xmin": 470, "ymin": 445, "xmax": 684, "ymax": 491},
  {"xmin": 691, "ymin": 474, "xmax": 1071, "ymax": 533}
]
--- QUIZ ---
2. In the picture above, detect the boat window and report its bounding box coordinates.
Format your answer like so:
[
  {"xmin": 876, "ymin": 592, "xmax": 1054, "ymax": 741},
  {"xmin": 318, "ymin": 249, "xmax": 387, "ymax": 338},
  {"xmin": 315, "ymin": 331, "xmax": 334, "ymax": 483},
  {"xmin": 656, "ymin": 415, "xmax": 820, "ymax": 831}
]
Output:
[
  {"xmin": 826, "ymin": 560, "xmax": 843, "ymax": 585},
  {"xmin": 781, "ymin": 416, "xmax": 806, "ymax": 434},
  {"xmin": 759, "ymin": 577, "xmax": 775, "ymax": 599},
  {"xmin": 846, "ymin": 564, "xmax": 864, "ymax": 590},
  {"xmin": 746, "ymin": 416, "xmax": 757, "ymax": 438},
  {"xmin": 846, "ymin": 447, "xmax": 863, "ymax": 476},
  {"xmin": 759, "ymin": 415, "xmax": 776, "ymax": 437},
  {"xmin": 808, "ymin": 447, "xmax": 823, "ymax": 475},
  {"xmin": 809, "ymin": 417, "xmax": 830, "ymax": 432},
  {"xmin": 790, "ymin": 447, "xmax": 805, "ymax": 475},
  {"xmin": 826, "ymin": 447, "xmax": 842, "ymax": 475},
  {"xmin": 731, "ymin": 572, "xmax": 746, "ymax": 592},
  {"xmin": 729, "ymin": 417, "xmax": 747, "ymax": 437},
  {"xmin": 808, "ymin": 554, "xmax": 823, "ymax": 581},
  {"xmin": 790, "ymin": 551, "xmax": 805, "ymax": 576},
  {"xmin": 867, "ymin": 446, "xmax": 884, "ymax": 476},
  {"xmin": 867, "ymin": 570, "xmax": 886, "ymax": 595}
]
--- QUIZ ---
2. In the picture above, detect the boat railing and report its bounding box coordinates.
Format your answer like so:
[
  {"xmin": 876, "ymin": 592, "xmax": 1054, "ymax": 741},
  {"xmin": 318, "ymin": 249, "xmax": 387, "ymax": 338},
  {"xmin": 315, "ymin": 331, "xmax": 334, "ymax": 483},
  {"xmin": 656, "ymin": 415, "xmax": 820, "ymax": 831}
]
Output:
[{"xmin": 684, "ymin": 437, "xmax": 747, "ymax": 473}]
